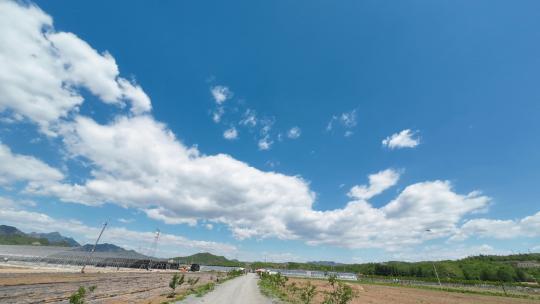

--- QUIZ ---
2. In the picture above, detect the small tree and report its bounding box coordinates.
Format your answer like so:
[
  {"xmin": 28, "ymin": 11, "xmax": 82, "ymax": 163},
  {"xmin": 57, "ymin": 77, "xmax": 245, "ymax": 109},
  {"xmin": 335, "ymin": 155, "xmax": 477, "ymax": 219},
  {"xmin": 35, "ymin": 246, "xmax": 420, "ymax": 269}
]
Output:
[
  {"xmin": 328, "ymin": 274, "xmax": 337, "ymax": 287},
  {"xmin": 287, "ymin": 282, "xmax": 299, "ymax": 296},
  {"xmin": 323, "ymin": 275, "xmax": 356, "ymax": 304},
  {"xmin": 187, "ymin": 277, "xmax": 200, "ymax": 291},
  {"xmin": 300, "ymin": 281, "xmax": 316, "ymax": 304},
  {"xmin": 69, "ymin": 286, "xmax": 96, "ymax": 304},
  {"xmin": 497, "ymin": 268, "xmax": 513, "ymax": 282},
  {"xmin": 168, "ymin": 273, "xmax": 185, "ymax": 297}
]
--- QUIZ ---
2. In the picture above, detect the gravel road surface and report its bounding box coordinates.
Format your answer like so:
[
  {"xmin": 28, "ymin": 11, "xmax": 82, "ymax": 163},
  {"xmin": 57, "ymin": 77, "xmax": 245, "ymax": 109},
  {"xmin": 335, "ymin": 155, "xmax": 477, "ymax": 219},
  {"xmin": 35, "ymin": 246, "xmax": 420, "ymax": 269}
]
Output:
[{"xmin": 179, "ymin": 273, "xmax": 273, "ymax": 304}]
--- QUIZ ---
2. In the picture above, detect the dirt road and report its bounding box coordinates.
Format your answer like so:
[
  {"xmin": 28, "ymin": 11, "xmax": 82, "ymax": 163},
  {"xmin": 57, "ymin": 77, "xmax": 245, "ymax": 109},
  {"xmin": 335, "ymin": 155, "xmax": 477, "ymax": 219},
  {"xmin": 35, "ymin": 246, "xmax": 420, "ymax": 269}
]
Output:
[{"xmin": 179, "ymin": 273, "xmax": 273, "ymax": 304}]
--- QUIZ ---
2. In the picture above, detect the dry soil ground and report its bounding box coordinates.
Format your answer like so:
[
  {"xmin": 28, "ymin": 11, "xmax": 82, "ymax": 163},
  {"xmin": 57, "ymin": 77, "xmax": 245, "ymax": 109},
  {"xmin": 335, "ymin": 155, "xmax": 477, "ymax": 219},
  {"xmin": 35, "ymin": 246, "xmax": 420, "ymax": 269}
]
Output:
[
  {"xmin": 0, "ymin": 265, "xmax": 219, "ymax": 304},
  {"xmin": 286, "ymin": 278, "xmax": 540, "ymax": 304}
]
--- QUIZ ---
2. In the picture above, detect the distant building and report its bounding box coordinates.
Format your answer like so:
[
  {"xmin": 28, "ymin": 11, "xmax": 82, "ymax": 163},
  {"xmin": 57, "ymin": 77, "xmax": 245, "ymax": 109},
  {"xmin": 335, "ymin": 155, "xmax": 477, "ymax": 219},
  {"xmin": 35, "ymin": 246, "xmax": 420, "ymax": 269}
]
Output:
[{"xmin": 516, "ymin": 262, "xmax": 540, "ymax": 268}]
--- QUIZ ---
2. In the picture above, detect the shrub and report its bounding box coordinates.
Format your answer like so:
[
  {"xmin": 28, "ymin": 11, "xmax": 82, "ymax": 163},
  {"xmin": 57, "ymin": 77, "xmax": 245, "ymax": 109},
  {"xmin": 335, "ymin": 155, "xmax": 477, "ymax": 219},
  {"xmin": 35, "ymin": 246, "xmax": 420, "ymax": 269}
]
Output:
[
  {"xmin": 195, "ymin": 282, "xmax": 215, "ymax": 297},
  {"xmin": 323, "ymin": 275, "xmax": 356, "ymax": 304},
  {"xmin": 168, "ymin": 273, "xmax": 185, "ymax": 297},
  {"xmin": 299, "ymin": 281, "xmax": 317, "ymax": 304},
  {"xmin": 187, "ymin": 277, "xmax": 200, "ymax": 291},
  {"xmin": 69, "ymin": 286, "xmax": 96, "ymax": 304},
  {"xmin": 227, "ymin": 269, "xmax": 244, "ymax": 278}
]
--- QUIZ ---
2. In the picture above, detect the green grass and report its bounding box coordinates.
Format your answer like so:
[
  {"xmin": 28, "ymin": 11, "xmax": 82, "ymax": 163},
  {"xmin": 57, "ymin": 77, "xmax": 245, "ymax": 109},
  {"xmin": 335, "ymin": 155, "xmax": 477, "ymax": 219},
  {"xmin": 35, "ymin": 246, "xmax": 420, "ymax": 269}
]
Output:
[
  {"xmin": 194, "ymin": 282, "xmax": 215, "ymax": 297},
  {"xmin": 258, "ymin": 277, "xmax": 290, "ymax": 302}
]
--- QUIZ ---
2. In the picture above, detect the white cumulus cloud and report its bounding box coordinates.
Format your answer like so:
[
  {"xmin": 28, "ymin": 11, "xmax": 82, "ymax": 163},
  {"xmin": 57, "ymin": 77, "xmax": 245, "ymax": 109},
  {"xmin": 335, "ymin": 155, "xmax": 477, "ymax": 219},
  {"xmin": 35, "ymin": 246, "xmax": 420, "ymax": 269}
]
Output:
[
  {"xmin": 0, "ymin": 143, "xmax": 63, "ymax": 186},
  {"xmin": 0, "ymin": 1, "xmax": 151, "ymax": 135},
  {"xmin": 21, "ymin": 115, "xmax": 501, "ymax": 250},
  {"xmin": 382, "ymin": 129, "xmax": 420, "ymax": 149},
  {"xmin": 451, "ymin": 212, "xmax": 540, "ymax": 241},
  {"xmin": 348, "ymin": 169, "xmax": 400, "ymax": 200}
]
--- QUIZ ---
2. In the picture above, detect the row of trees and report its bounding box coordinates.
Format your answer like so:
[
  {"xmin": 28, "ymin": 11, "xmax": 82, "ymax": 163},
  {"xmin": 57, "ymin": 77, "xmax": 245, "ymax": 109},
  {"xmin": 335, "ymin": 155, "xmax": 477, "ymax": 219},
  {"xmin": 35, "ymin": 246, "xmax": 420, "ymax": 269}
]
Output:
[{"xmin": 253, "ymin": 254, "xmax": 540, "ymax": 284}]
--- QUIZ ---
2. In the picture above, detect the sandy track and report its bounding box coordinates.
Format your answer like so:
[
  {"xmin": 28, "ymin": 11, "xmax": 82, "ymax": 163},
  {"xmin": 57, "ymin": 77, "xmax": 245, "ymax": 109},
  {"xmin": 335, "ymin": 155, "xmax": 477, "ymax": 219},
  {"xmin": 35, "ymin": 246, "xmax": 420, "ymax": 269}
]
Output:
[{"xmin": 179, "ymin": 273, "xmax": 273, "ymax": 304}]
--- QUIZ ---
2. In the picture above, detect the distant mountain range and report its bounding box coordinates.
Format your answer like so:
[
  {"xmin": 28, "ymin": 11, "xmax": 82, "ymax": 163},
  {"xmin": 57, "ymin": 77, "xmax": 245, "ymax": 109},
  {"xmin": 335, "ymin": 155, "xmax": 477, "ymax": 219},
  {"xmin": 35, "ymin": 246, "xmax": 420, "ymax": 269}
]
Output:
[
  {"xmin": 308, "ymin": 261, "xmax": 344, "ymax": 266},
  {"xmin": 29, "ymin": 231, "xmax": 80, "ymax": 247},
  {"xmin": 0, "ymin": 225, "xmax": 79, "ymax": 246},
  {"xmin": 0, "ymin": 224, "xmax": 154, "ymax": 257}
]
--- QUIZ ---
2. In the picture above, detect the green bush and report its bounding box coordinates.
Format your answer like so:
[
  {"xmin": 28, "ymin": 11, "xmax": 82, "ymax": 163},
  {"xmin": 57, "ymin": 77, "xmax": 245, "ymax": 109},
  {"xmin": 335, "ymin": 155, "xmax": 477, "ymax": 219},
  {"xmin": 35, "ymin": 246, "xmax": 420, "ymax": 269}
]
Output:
[
  {"xmin": 227, "ymin": 269, "xmax": 244, "ymax": 278},
  {"xmin": 195, "ymin": 282, "xmax": 215, "ymax": 297},
  {"xmin": 168, "ymin": 273, "xmax": 185, "ymax": 297},
  {"xmin": 322, "ymin": 275, "xmax": 356, "ymax": 304},
  {"xmin": 187, "ymin": 276, "xmax": 200, "ymax": 291},
  {"xmin": 69, "ymin": 286, "xmax": 96, "ymax": 304},
  {"xmin": 299, "ymin": 281, "xmax": 317, "ymax": 304}
]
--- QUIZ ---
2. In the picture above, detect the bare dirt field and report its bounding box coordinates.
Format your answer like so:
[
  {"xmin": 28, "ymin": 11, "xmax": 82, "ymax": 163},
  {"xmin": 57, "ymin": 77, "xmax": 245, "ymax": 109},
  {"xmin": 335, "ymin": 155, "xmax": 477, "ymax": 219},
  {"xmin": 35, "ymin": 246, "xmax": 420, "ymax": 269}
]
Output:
[
  {"xmin": 0, "ymin": 266, "xmax": 221, "ymax": 304},
  {"xmin": 287, "ymin": 278, "xmax": 540, "ymax": 304}
]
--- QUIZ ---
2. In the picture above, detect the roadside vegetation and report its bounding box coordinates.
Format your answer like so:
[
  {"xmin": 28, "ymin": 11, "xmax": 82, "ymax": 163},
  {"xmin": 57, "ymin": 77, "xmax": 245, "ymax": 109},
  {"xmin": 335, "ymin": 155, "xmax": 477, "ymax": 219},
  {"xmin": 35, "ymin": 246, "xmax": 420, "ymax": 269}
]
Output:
[
  {"xmin": 168, "ymin": 273, "xmax": 185, "ymax": 298},
  {"xmin": 259, "ymin": 273, "xmax": 358, "ymax": 304},
  {"xmin": 161, "ymin": 269, "xmax": 246, "ymax": 303},
  {"xmin": 69, "ymin": 286, "xmax": 96, "ymax": 304}
]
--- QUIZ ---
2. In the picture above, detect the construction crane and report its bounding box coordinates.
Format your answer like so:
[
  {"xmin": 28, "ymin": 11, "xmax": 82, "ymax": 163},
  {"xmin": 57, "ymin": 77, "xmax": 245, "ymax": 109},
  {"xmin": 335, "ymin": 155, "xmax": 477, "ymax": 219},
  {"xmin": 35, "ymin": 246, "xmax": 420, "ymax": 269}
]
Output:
[{"xmin": 81, "ymin": 222, "xmax": 107, "ymax": 273}]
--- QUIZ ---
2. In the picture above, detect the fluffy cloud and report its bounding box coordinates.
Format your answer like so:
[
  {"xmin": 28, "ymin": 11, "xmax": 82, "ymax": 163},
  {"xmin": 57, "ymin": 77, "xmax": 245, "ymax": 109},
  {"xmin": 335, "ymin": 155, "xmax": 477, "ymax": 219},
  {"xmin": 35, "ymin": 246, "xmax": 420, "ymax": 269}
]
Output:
[
  {"xmin": 382, "ymin": 129, "xmax": 420, "ymax": 149},
  {"xmin": 287, "ymin": 127, "xmax": 301, "ymax": 139},
  {"xmin": 0, "ymin": 199, "xmax": 236, "ymax": 256},
  {"xmin": 210, "ymin": 85, "xmax": 232, "ymax": 104},
  {"xmin": 0, "ymin": 143, "xmax": 63, "ymax": 186},
  {"xmin": 291, "ymin": 181, "xmax": 491, "ymax": 250},
  {"xmin": 451, "ymin": 212, "xmax": 540, "ymax": 241},
  {"xmin": 348, "ymin": 169, "xmax": 400, "ymax": 200},
  {"xmin": 28, "ymin": 115, "xmax": 314, "ymax": 240},
  {"xmin": 0, "ymin": 1, "xmax": 150, "ymax": 134},
  {"xmin": 22, "ymin": 114, "xmax": 499, "ymax": 249},
  {"xmin": 223, "ymin": 127, "xmax": 238, "ymax": 140}
]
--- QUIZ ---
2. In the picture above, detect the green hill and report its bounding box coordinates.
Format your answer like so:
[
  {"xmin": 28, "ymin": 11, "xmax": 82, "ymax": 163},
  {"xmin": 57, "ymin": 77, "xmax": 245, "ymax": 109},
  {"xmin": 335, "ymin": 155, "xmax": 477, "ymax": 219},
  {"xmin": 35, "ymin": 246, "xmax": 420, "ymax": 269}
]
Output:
[
  {"xmin": 172, "ymin": 252, "xmax": 242, "ymax": 266},
  {"xmin": 0, "ymin": 225, "xmax": 53, "ymax": 246},
  {"xmin": 0, "ymin": 225, "xmax": 75, "ymax": 247}
]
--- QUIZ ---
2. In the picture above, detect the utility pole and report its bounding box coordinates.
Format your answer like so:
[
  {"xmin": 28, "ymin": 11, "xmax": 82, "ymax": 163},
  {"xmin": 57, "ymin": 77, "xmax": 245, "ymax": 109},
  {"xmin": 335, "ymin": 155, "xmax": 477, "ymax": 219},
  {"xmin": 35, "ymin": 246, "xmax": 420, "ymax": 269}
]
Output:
[
  {"xmin": 81, "ymin": 222, "xmax": 107, "ymax": 273},
  {"xmin": 425, "ymin": 229, "xmax": 442, "ymax": 288},
  {"xmin": 432, "ymin": 262, "xmax": 442, "ymax": 287},
  {"xmin": 147, "ymin": 229, "xmax": 160, "ymax": 270}
]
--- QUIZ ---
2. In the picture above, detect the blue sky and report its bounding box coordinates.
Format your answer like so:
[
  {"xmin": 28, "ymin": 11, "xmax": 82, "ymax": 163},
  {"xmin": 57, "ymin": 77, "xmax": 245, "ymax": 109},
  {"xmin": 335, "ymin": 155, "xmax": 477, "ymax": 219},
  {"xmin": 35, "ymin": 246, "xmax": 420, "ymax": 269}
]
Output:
[{"xmin": 0, "ymin": 0, "xmax": 539, "ymax": 262}]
